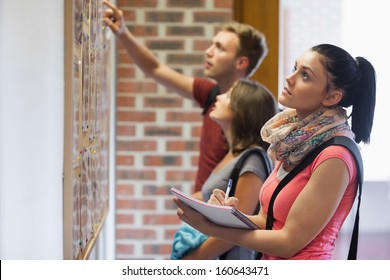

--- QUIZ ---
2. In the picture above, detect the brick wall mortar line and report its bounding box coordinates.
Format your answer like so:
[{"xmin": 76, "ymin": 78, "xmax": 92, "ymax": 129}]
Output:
[
  {"xmin": 155, "ymin": 110, "xmax": 166, "ymax": 124},
  {"xmin": 134, "ymin": 67, "xmax": 145, "ymax": 80},
  {"xmin": 135, "ymin": 122, "xmax": 144, "ymax": 137},
  {"xmin": 158, "ymin": 0, "xmax": 167, "ymax": 9},
  {"xmin": 156, "ymin": 140, "xmax": 165, "ymax": 153},
  {"xmin": 133, "ymin": 153, "xmax": 143, "ymax": 167},
  {"xmin": 135, "ymin": 95, "xmax": 143, "ymax": 110},
  {"xmin": 181, "ymin": 123, "xmax": 192, "ymax": 139},
  {"xmin": 205, "ymin": 0, "xmax": 214, "ymax": 9},
  {"xmin": 156, "ymin": 167, "xmax": 165, "ymax": 183},
  {"xmin": 135, "ymin": 9, "xmax": 144, "ymax": 23},
  {"xmin": 158, "ymin": 24, "xmax": 166, "ymax": 37}
]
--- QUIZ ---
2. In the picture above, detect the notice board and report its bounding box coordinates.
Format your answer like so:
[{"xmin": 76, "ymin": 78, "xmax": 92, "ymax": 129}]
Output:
[{"xmin": 64, "ymin": 0, "xmax": 113, "ymax": 259}]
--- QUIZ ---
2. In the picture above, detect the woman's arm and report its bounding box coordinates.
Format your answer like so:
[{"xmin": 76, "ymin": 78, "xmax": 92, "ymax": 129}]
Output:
[
  {"xmin": 103, "ymin": 0, "xmax": 194, "ymax": 100},
  {"xmin": 175, "ymin": 157, "xmax": 351, "ymax": 258},
  {"xmin": 181, "ymin": 172, "xmax": 263, "ymax": 259}
]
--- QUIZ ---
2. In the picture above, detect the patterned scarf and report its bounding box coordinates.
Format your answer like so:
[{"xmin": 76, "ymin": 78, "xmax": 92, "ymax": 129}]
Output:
[{"xmin": 260, "ymin": 106, "xmax": 355, "ymax": 170}]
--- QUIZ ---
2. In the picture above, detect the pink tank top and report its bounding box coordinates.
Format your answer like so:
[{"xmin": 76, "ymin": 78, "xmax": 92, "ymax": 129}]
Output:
[{"xmin": 260, "ymin": 146, "xmax": 357, "ymax": 259}]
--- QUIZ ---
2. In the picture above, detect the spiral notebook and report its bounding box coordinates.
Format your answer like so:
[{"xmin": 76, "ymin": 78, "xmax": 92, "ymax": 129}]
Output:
[{"xmin": 171, "ymin": 187, "xmax": 259, "ymax": 230}]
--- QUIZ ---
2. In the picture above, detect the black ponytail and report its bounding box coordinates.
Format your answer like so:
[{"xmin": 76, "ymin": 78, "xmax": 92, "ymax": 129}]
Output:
[{"xmin": 350, "ymin": 57, "xmax": 376, "ymax": 143}]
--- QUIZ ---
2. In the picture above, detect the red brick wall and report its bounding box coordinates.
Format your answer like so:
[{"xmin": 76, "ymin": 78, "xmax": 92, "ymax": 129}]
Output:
[{"xmin": 114, "ymin": 0, "xmax": 233, "ymax": 259}]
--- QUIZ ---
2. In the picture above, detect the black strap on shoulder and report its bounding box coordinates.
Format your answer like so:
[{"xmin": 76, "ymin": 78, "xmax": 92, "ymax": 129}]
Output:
[
  {"xmin": 265, "ymin": 136, "xmax": 363, "ymax": 260},
  {"xmin": 219, "ymin": 147, "xmax": 272, "ymax": 260},
  {"xmin": 202, "ymin": 85, "xmax": 220, "ymax": 115},
  {"xmin": 229, "ymin": 147, "xmax": 273, "ymax": 202}
]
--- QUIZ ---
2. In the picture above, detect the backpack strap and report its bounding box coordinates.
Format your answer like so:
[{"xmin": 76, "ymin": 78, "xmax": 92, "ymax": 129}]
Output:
[
  {"xmin": 202, "ymin": 85, "xmax": 220, "ymax": 115},
  {"xmin": 219, "ymin": 147, "xmax": 272, "ymax": 260},
  {"xmin": 265, "ymin": 136, "xmax": 363, "ymax": 260},
  {"xmin": 333, "ymin": 137, "xmax": 363, "ymax": 260},
  {"xmin": 229, "ymin": 147, "xmax": 273, "ymax": 203}
]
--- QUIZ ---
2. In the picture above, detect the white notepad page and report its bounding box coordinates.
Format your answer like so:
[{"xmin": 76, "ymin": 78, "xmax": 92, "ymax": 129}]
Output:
[{"xmin": 171, "ymin": 187, "xmax": 259, "ymax": 230}]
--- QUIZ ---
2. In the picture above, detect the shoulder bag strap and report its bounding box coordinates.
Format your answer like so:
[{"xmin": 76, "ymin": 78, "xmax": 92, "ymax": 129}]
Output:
[
  {"xmin": 202, "ymin": 85, "xmax": 220, "ymax": 115},
  {"xmin": 332, "ymin": 137, "xmax": 363, "ymax": 260},
  {"xmin": 229, "ymin": 147, "xmax": 273, "ymax": 203}
]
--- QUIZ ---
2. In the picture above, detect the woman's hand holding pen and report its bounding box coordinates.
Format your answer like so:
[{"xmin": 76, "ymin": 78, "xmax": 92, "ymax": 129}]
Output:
[
  {"xmin": 208, "ymin": 189, "xmax": 239, "ymax": 208},
  {"xmin": 173, "ymin": 187, "xmax": 239, "ymax": 234},
  {"xmin": 102, "ymin": 0, "xmax": 126, "ymax": 35}
]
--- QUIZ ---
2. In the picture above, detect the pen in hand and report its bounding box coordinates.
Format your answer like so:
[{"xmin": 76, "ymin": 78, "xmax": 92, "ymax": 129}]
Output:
[{"xmin": 224, "ymin": 179, "xmax": 233, "ymax": 203}]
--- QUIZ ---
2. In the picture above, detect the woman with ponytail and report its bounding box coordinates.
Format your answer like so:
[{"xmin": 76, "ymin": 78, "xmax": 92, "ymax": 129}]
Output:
[{"xmin": 174, "ymin": 44, "xmax": 376, "ymax": 259}]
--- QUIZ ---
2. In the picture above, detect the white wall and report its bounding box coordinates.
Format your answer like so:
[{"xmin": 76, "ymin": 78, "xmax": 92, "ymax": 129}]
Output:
[
  {"xmin": 341, "ymin": 0, "xmax": 390, "ymax": 181},
  {"xmin": 0, "ymin": 0, "xmax": 64, "ymax": 259},
  {"xmin": 0, "ymin": 0, "xmax": 116, "ymax": 260}
]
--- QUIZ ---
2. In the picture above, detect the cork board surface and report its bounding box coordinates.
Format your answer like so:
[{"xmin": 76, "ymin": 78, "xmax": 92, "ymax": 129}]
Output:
[{"xmin": 64, "ymin": 0, "xmax": 112, "ymax": 260}]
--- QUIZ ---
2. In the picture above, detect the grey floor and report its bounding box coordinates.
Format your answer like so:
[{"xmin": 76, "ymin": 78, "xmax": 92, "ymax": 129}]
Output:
[
  {"xmin": 332, "ymin": 180, "xmax": 390, "ymax": 260},
  {"xmin": 333, "ymin": 232, "xmax": 390, "ymax": 260}
]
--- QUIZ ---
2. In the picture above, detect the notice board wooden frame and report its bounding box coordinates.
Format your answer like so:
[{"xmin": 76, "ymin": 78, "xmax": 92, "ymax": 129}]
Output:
[{"xmin": 64, "ymin": 0, "xmax": 112, "ymax": 260}]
